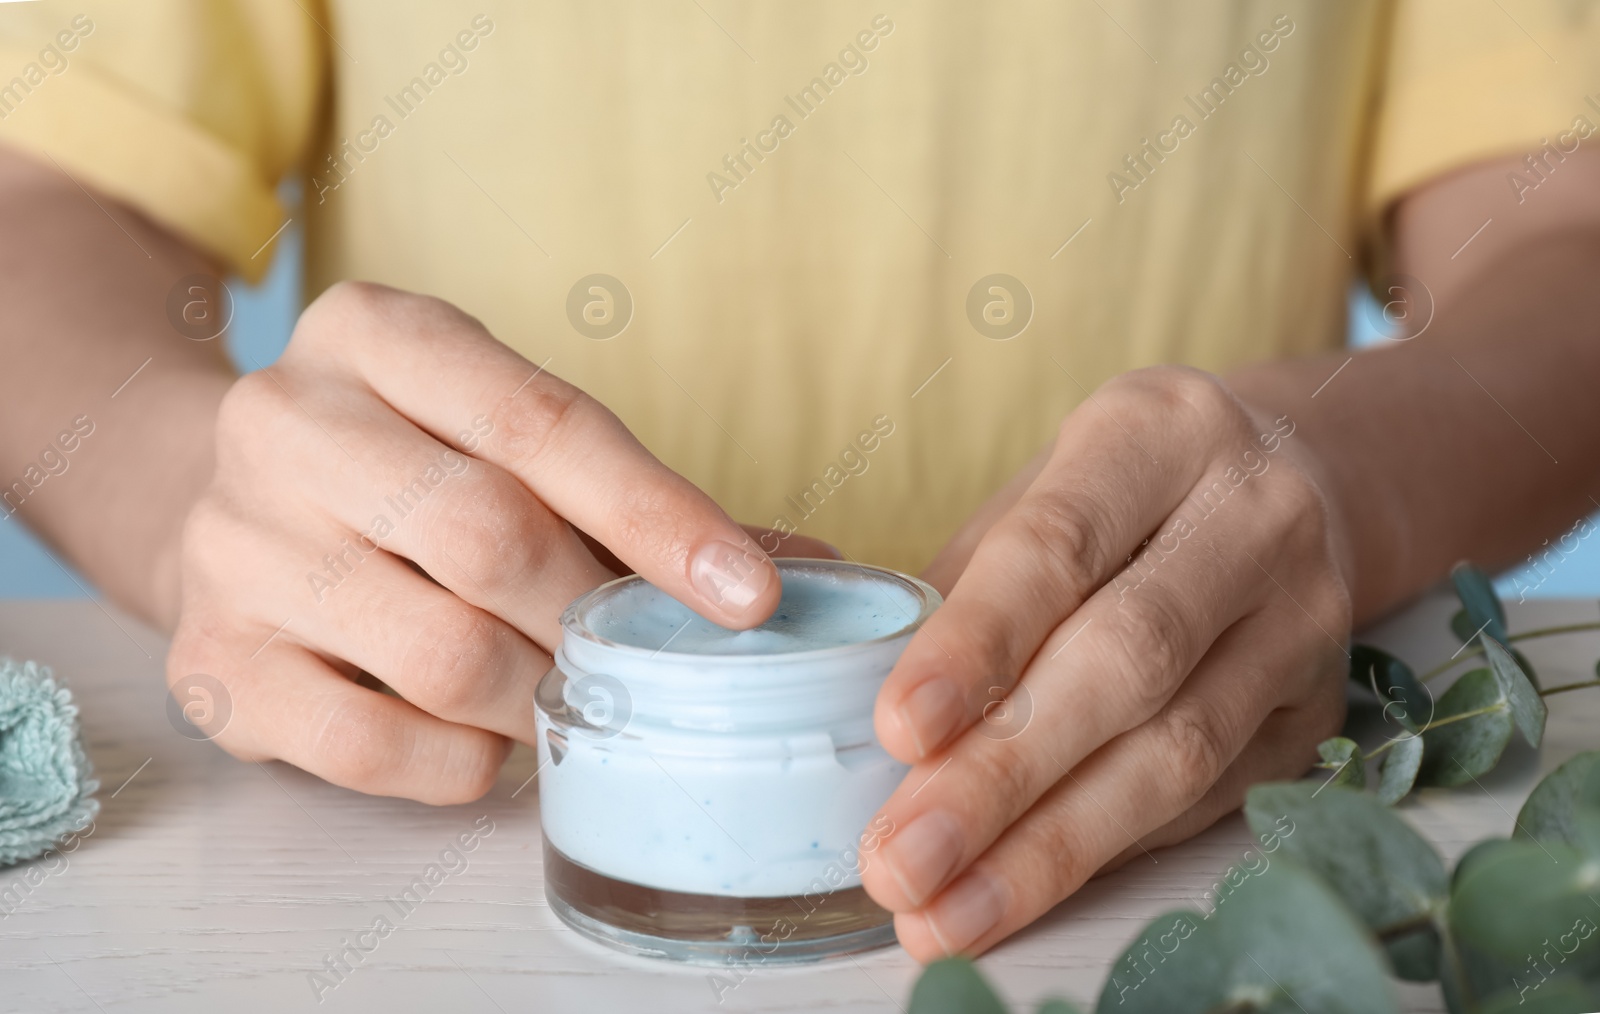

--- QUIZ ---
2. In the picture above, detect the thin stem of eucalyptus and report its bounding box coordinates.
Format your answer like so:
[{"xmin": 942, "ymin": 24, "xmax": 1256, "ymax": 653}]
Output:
[
  {"xmin": 1419, "ymin": 655, "xmax": 1475, "ymax": 683},
  {"xmin": 1364, "ymin": 703, "xmax": 1506, "ymax": 761},
  {"xmin": 1539, "ymin": 678, "xmax": 1600, "ymax": 698},
  {"xmin": 1418, "ymin": 620, "xmax": 1600, "ymax": 683},
  {"xmin": 1361, "ymin": 678, "xmax": 1600, "ymax": 764}
]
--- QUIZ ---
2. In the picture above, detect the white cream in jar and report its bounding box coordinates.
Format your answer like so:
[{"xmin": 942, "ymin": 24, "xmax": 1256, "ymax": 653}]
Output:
[{"xmin": 534, "ymin": 558, "xmax": 940, "ymax": 963}]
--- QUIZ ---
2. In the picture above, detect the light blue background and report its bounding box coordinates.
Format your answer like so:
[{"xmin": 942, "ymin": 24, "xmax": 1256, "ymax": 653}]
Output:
[{"xmin": 3, "ymin": 231, "xmax": 1597, "ymax": 601}]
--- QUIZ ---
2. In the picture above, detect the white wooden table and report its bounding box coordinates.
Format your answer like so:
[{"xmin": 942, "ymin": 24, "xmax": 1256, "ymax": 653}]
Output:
[{"xmin": 1, "ymin": 592, "xmax": 1596, "ymax": 1013}]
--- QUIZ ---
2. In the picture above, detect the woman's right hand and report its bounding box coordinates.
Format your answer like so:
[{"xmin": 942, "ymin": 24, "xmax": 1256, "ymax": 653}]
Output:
[{"xmin": 166, "ymin": 281, "xmax": 783, "ymax": 802}]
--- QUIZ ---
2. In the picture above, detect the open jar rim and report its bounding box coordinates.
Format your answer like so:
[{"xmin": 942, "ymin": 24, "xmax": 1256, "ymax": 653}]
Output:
[{"xmin": 558, "ymin": 557, "xmax": 941, "ymax": 664}]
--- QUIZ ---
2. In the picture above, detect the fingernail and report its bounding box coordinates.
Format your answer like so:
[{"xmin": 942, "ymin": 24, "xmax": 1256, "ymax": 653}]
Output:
[
  {"xmin": 688, "ymin": 540, "xmax": 772, "ymax": 617},
  {"xmin": 884, "ymin": 810, "xmax": 965, "ymax": 907},
  {"xmin": 924, "ymin": 870, "xmax": 1011, "ymax": 955},
  {"xmin": 899, "ymin": 678, "xmax": 963, "ymax": 756}
]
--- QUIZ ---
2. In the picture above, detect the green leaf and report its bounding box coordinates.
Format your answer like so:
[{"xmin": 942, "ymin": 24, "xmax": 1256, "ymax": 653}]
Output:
[
  {"xmin": 1092, "ymin": 861, "xmax": 1398, "ymax": 1013},
  {"xmin": 1516, "ymin": 750, "xmax": 1600, "ymax": 854},
  {"xmin": 1315, "ymin": 737, "xmax": 1366, "ymax": 789},
  {"xmin": 1450, "ymin": 839, "xmax": 1600, "ymax": 975},
  {"xmin": 1245, "ymin": 783, "xmax": 1446, "ymax": 981},
  {"xmin": 1452, "ymin": 837, "xmax": 1517, "ymax": 890},
  {"xmin": 1350, "ymin": 644, "xmax": 1428, "ymax": 731},
  {"xmin": 1416, "ymin": 669, "xmax": 1514, "ymax": 788},
  {"xmin": 1378, "ymin": 734, "xmax": 1424, "ymax": 806},
  {"xmin": 1382, "ymin": 928, "xmax": 1443, "ymax": 985},
  {"xmin": 1439, "ymin": 923, "xmax": 1542, "ymax": 1014},
  {"xmin": 909, "ymin": 958, "xmax": 1009, "ymax": 1014},
  {"xmin": 1035, "ymin": 1002, "xmax": 1083, "ymax": 1014},
  {"xmin": 1513, "ymin": 646, "xmax": 1541, "ymax": 690},
  {"xmin": 1575, "ymin": 803, "xmax": 1600, "ymax": 857},
  {"xmin": 1451, "ymin": 561, "xmax": 1508, "ymax": 643},
  {"xmin": 1480, "ymin": 635, "xmax": 1546, "ymax": 747},
  {"xmin": 1449, "ymin": 607, "xmax": 1478, "ymax": 644},
  {"xmin": 1440, "ymin": 843, "xmax": 1534, "ymax": 1011}
]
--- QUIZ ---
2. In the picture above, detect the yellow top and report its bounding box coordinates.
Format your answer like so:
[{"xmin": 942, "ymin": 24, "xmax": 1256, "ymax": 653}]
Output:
[{"xmin": 3, "ymin": 1, "xmax": 1595, "ymax": 573}]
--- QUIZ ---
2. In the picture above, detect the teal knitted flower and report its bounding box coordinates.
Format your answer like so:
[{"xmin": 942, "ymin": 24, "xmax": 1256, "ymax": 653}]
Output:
[{"xmin": 0, "ymin": 659, "xmax": 99, "ymax": 867}]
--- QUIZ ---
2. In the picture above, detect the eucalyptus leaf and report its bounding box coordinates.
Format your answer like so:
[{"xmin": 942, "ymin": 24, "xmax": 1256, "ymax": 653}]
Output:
[
  {"xmin": 1035, "ymin": 1001, "xmax": 1084, "ymax": 1014},
  {"xmin": 1451, "ymin": 561, "xmax": 1508, "ymax": 643},
  {"xmin": 1440, "ymin": 845, "xmax": 1547, "ymax": 1011},
  {"xmin": 1378, "ymin": 734, "xmax": 1424, "ymax": 806},
  {"xmin": 1576, "ymin": 806, "xmax": 1600, "ymax": 857},
  {"xmin": 1480, "ymin": 635, "xmax": 1546, "ymax": 747},
  {"xmin": 1452, "ymin": 837, "xmax": 1517, "ymax": 890},
  {"xmin": 1350, "ymin": 644, "xmax": 1428, "ymax": 731},
  {"xmin": 1245, "ymin": 783, "xmax": 1446, "ymax": 981},
  {"xmin": 1383, "ymin": 928, "xmax": 1443, "ymax": 985},
  {"xmin": 909, "ymin": 958, "xmax": 1009, "ymax": 1014},
  {"xmin": 1439, "ymin": 923, "xmax": 1548, "ymax": 1014},
  {"xmin": 1513, "ymin": 646, "xmax": 1541, "ymax": 690},
  {"xmin": 1515, "ymin": 751, "xmax": 1600, "ymax": 854},
  {"xmin": 1450, "ymin": 839, "xmax": 1600, "ymax": 974},
  {"xmin": 1316, "ymin": 737, "xmax": 1366, "ymax": 789},
  {"xmin": 1449, "ymin": 607, "xmax": 1478, "ymax": 644},
  {"xmin": 1417, "ymin": 669, "xmax": 1514, "ymax": 788},
  {"xmin": 1092, "ymin": 861, "xmax": 1398, "ymax": 1014}
]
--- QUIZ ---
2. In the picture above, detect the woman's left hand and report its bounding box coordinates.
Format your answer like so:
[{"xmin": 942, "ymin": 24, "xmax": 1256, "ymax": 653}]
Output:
[{"xmin": 861, "ymin": 365, "xmax": 1353, "ymax": 960}]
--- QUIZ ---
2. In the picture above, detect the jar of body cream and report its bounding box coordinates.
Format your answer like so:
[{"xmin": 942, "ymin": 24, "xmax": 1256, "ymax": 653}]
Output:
[{"xmin": 534, "ymin": 558, "xmax": 940, "ymax": 964}]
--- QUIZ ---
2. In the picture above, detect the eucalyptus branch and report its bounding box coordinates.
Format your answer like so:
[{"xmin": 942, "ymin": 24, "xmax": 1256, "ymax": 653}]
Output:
[
  {"xmin": 1363, "ymin": 679, "xmax": 1600, "ymax": 762},
  {"xmin": 1507, "ymin": 619, "xmax": 1600, "ymax": 641},
  {"xmin": 1363, "ymin": 704, "xmax": 1504, "ymax": 761},
  {"xmin": 1419, "ymin": 619, "xmax": 1600, "ymax": 683},
  {"xmin": 1537, "ymin": 678, "xmax": 1600, "ymax": 698},
  {"xmin": 915, "ymin": 569, "xmax": 1600, "ymax": 1014},
  {"xmin": 1418, "ymin": 657, "xmax": 1463, "ymax": 683}
]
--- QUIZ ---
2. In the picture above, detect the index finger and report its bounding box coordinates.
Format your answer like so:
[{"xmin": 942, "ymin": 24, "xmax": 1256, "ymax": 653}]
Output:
[{"xmin": 290, "ymin": 281, "xmax": 779, "ymax": 628}]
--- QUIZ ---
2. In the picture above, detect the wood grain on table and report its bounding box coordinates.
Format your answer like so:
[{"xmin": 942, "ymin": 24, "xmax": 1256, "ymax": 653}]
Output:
[{"xmin": 1, "ymin": 593, "xmax": 1596, "ymax": 1013}]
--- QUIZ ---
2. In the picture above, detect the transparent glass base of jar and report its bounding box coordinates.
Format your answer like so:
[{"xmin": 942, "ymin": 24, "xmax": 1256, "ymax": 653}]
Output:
[{"xmin": 543, "ymin": 841, "xmax": 897, "ymax": 965}]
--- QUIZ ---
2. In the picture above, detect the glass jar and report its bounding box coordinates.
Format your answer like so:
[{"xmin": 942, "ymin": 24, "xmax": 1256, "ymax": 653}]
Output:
[{"xmin": 534, "ymin": 558, "xmax": 941, "ymax": 964}]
